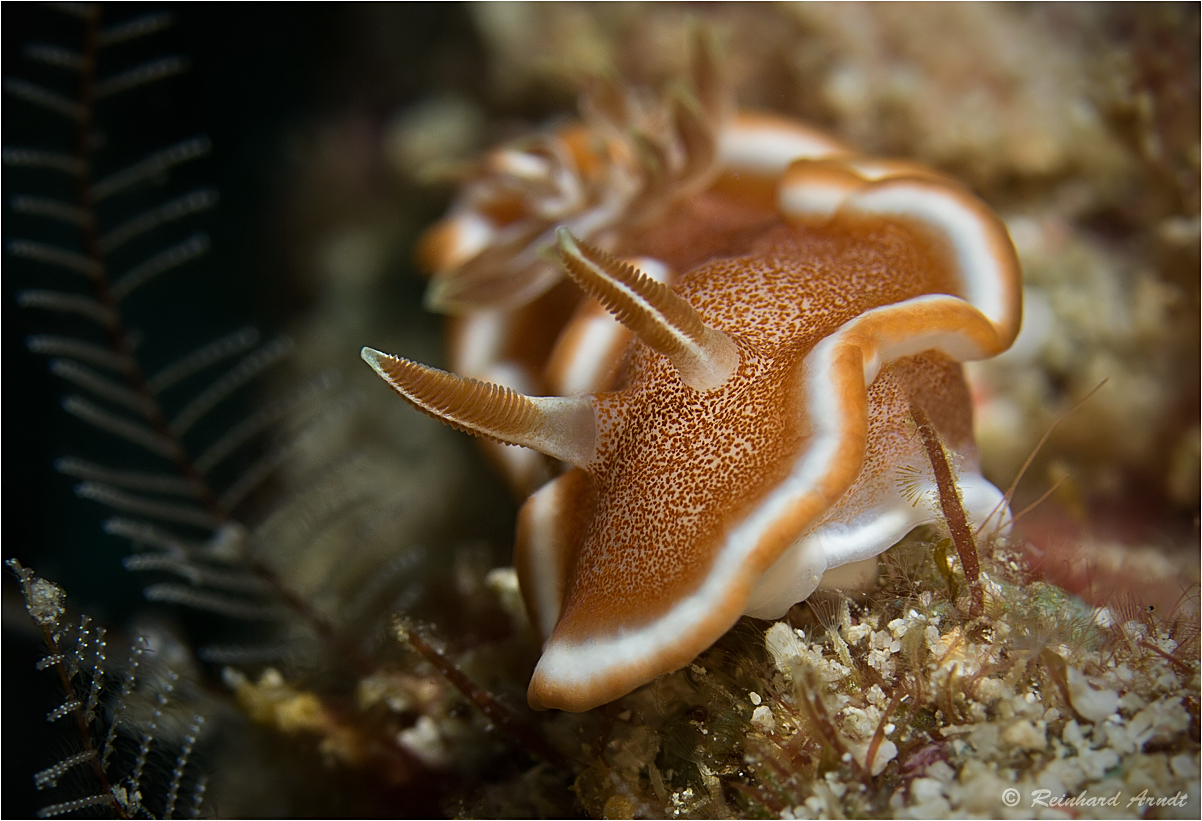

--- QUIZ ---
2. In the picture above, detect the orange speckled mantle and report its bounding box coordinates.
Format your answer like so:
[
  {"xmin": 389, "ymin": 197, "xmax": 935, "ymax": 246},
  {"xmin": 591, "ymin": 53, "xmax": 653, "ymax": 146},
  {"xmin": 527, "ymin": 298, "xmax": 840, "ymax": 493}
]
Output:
[{"xmin": 363, "ymin": 72, "xmax": 1022, "ymax": 711}]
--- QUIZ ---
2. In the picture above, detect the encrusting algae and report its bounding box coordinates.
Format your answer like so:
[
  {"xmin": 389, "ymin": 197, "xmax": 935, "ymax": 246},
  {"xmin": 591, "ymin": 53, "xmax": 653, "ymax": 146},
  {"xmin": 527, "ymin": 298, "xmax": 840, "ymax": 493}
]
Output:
[{"xmin": 463, "ymin": 530, "xmax": 1198, "ymax": 819}]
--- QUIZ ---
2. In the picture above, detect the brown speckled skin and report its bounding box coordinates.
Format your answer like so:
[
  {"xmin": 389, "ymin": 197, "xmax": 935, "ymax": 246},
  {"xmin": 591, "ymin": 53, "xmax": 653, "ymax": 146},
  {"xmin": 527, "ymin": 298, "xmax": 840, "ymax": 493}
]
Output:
[
  {"xmin": 395, "ymin": 107, "xmax": 1020, "ymax": 711},
  {"xmin": 547, "ymin": 194, "xmax": 972, "ymax": 641}
]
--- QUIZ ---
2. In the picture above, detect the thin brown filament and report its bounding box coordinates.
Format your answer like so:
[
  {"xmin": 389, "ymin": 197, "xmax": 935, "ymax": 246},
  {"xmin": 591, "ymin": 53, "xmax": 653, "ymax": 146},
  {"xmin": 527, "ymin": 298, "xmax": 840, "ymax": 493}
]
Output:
[
  {"xmin": 864, "ymin": 683, "xmax": 906, "ymax": 776},
  {"xmin": 911, "ymin": 402, "xmax": 983, "ymax": 618},
  {"xmin": 976, "ymin": 379, "xmax": 1108, "ymax": 537},
  {"xmin": 393, "ymin": 618, "xmax": 568, "ymax": 768},
  {"xmin": 1005, "ymin": 474, "xmax": 1069, "ymax": 530}
]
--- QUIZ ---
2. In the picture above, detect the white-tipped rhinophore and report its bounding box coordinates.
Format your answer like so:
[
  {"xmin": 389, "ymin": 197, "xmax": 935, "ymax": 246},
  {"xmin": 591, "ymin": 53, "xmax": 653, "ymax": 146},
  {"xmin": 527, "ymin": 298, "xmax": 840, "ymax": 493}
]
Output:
[
  {"xmin": 555, "ymin": 228, "xmax": 740, "ymax": 391},
  {"xmin": 360, "ymin": 347, "xmax": 597, "ymax": 466}
]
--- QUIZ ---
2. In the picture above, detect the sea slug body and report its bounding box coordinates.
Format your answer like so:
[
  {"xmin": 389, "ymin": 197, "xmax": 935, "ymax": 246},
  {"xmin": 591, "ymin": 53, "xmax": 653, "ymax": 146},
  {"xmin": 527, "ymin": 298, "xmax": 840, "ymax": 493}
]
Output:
[{"xmin": 363, "ymin": 46, "xmax": 1022, "ymax": 712}]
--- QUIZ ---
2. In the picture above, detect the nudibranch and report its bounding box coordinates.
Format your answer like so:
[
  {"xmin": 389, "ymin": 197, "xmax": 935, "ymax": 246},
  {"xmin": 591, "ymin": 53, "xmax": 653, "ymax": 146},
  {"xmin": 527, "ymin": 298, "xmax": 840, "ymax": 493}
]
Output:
[{"xmin": 363, "ymin": 50, "xmax": 1022, "ymax": 712}]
